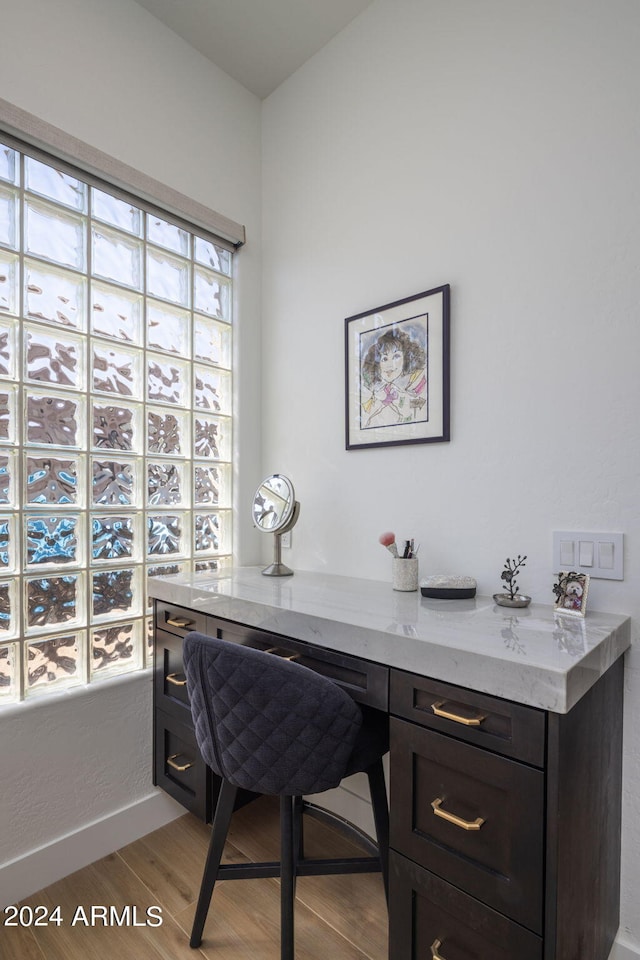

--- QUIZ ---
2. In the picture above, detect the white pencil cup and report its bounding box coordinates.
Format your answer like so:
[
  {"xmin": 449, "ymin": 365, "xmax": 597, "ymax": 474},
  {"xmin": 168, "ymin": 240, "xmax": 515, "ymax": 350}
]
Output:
[{"xmin": 392, "ymin": 557, "xmax": 419, "ymax": 592}]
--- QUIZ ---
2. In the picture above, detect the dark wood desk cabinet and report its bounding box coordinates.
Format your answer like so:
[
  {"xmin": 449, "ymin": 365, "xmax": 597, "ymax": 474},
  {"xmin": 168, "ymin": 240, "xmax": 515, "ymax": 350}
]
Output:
[
  {"xmin": 153, "ymin": 600, "xmax": 624, "ymax": 960},
  {"xmin": 388, "ymin": 664, "xmax": 623, "ymax": 960}
]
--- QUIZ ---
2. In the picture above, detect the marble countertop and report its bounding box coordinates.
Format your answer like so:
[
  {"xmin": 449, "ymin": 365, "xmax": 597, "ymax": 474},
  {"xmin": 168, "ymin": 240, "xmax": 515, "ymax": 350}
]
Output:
[{"xmin": 148, "ymin": 567, "xmax": 631, "ymax": 713}]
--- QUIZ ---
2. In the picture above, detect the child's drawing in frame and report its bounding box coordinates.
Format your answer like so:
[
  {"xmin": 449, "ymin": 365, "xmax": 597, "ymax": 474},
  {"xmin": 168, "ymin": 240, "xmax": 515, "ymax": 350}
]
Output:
[
  {"xmin": 359, "ymin": 316, "xmax": 428, "ymax": 430},
  {"xmin": 552, "ymin": 571, "xmax": 590, "ymax": 617}
]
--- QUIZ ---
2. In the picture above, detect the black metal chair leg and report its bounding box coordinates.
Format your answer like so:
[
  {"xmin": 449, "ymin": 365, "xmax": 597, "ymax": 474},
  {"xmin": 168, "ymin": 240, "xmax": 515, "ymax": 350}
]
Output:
[
  {"xmin": 366, "ymin": 758, "xmax": 390, "ymax": 905},
  {"xmin": 190, "ymin": 779, "xmax": 238, "ymax": 949},
  {"xmin": 293, "ymin": 794, "xmax": 305, "ymax": 864},
  {"xmin": 280, "ymin": 795, "xmax": 295, "ymax": 960}
]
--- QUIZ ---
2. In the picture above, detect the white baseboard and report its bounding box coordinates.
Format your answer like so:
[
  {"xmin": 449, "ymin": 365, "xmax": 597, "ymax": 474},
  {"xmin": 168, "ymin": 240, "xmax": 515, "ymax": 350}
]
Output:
[{"xmin": 0, "ymin": 789, "xmax": 185, "ymax": 909}]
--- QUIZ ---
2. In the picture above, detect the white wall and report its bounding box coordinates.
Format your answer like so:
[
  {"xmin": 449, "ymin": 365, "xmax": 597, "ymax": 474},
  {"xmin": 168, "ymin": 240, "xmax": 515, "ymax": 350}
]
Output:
[
  {"xmin": 0, "ymin": 0, "xmax": 262, "ymax": 902},
  {"xmin": 0, "ymin": 672, "xmax": 189, "ymax": 908},
  {"xmin": 261, "ymin": 0, "xmax": 640, "ymax": 950},
  {"xmin": 0, "ymin": 0, "xmax": 264, "ymax": 563}
]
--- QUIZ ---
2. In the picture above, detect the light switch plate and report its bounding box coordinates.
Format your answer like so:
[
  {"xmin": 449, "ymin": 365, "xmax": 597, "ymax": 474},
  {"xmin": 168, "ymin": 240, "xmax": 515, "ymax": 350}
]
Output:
[{"xmin": 552, "ymin": 531, "xmax": 624, "ymax": 581}]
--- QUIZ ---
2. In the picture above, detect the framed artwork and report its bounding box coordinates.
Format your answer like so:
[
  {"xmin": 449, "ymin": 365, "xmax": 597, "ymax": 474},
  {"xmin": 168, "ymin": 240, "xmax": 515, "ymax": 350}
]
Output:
[
  {"xmin": 552, "ymin": 571, "xmax": 590, "ymax": 617},
  {"xmin": 344, "ymin": 284, "xmax": 450, "ymax": 450}
]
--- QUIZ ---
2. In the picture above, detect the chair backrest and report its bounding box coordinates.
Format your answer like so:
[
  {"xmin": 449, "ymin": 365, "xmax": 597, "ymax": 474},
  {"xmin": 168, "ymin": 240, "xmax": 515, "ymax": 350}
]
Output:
[{"xmin": 183, "ymin": 632, "xmax": 363, "ymax": 796}]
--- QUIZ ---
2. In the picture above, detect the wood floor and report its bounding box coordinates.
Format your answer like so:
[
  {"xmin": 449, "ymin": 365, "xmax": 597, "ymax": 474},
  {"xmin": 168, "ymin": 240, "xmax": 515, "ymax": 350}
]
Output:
[{"xmin": 2, "ymin": 796, "xmax": 388, "ymax": 960}]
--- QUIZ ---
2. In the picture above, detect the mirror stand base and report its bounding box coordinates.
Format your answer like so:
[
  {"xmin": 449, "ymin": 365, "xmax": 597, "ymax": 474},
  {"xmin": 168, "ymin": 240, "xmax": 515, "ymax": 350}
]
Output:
[
  {"xmin": 261, "ymin": 562, "xmax": 294, "ymax": 577},
  {"xmin": 262, "ymin": 524, "xmax": 297, "ymax": 577}
]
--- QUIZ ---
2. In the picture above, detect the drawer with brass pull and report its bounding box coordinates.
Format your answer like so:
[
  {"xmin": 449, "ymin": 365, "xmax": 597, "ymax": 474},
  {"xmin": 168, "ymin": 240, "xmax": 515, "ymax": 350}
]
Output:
[
  {"xmin": 389, "ymin": 717, "xmax": 544, "ymax": 933},
  {"xmin": 390, "ymin": 669, "xmax": 545, "ymax": 767},
  {"xmin": 155, "ymin": 601, "xmax": 207, "ymax": 638},
  {"xmin": 154, "ymin": 708, "xmax": 210, "ymax": 820},
  {"xmin": 389, "ymin": 850, "xmax": 542, "ymax": 960},
  {"xmin": 213, "ymin": 617, "xmax": 389, "ymax": 711},
  {"xmin": 154, "ymin": 626, "xmax": 192, "ymax": 717}
]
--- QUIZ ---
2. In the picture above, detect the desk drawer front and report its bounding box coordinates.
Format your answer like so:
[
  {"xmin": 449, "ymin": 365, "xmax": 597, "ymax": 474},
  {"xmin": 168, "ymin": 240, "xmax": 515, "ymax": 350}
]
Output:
[
  {"xmin": 155, "ymin": 627, "xmax": 192, "ymax": 717},
  {"xmin": 155, "ymin": 601, "xmax": 207, "ymax": 638},
  {"xmin": 391, "ymin": 669, "xmax": 545, "ymax": 767},
  {"xmin": 154, "ymin": 708, "xmax": 209, "ymax": 820},
  {"xmin": 213, "ymin": 618, "xmax": 389, "ymax": 711},
  {"xmin": 389, "ymin": 851, "xmax": 542, "ymax": 960},
  {"xmin": 390, "ymin": 718, "xmax": 544, "ymax": 933}
]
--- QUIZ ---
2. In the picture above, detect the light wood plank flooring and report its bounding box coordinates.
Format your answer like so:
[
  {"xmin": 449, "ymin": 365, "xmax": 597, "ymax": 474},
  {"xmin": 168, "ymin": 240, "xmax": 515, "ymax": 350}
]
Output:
[{"xmin": 3, "ymin": 796, "xmax": 388, "ymax": 960}]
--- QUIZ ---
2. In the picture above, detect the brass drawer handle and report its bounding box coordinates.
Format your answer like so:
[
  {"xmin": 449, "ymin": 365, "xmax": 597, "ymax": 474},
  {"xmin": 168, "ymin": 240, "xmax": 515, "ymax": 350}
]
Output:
[
  {"xmin": 431, "ymin": 797, "xmax": 484, "ymax": 831},
  {"xmin": 166, "ymin": 616, "xmax": 195, "ymax": 629},
  {"xmin": 166, "ymin": 754, "xmax": 194, "ymax": 772},
  {"xmin": 166, "ymin": 616, "xmax": 194, "ymax": 629},
  {"xmin": 265, "ymin": 647, "xmax": 301, "ymax": 661},
  {"xmin": 166, "ymin": 673, "xmax": 187, "ymax": 687},
  {"xmin": 431, "ymin": 700, "xmax": 487, "ymax": 726},
  {"xmin": 431, "ymin": 939, "xmax": 445, "ymax": 960}
]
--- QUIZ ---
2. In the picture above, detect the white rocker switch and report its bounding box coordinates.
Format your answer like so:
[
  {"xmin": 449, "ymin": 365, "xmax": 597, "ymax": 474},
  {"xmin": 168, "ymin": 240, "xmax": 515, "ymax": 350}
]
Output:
[
  {"xmin": 599, "ymin": 541, "xmax": 615, "ymax": 569},
  {"xmin": 579, "ymin": 541, "xmax": 594, "ymax": 567},
  {"xmin": 560, "ymin": 540, "xmax": 575, "ymax": 566}
]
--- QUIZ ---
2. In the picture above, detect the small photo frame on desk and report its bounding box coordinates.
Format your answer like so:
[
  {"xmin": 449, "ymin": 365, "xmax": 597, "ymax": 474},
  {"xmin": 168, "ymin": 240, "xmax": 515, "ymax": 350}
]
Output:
[
  {"xmin": 552, "ymin": 571, "xmax": 590, "ymax": 617},
  {"xmin": 344, "ymin": 284, "xmax": 450, "ymax": 450}
]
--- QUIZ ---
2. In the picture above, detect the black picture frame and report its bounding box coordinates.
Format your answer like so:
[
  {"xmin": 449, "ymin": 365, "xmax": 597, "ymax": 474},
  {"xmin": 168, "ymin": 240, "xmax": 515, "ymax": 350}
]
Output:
[{"xmin": 344, "ymin": 284, "xmax": 450, "ymax": 450}]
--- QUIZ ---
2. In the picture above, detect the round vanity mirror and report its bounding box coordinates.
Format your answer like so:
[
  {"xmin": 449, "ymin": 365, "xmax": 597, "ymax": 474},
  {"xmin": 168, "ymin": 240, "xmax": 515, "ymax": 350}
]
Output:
[
  {"xmin": 252, "ymin": 474, "xmax": 300, "ymax": 576},
  {"xmin": 252, "ymin": 474, "xmax": 295, "ymax": 532}
]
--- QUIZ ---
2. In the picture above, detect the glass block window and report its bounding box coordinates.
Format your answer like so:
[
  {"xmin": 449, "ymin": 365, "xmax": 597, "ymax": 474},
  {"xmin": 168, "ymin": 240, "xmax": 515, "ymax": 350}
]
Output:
[{"xmin": 0, "ymin": 139, "xmax": 234, "ymax": 702}]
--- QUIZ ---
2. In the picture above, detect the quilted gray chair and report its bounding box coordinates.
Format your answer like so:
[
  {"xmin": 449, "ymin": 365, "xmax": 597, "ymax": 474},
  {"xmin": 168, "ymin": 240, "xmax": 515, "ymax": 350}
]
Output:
[{"xmin": 183, "ymin": 631, "xmax": 389, "ymax": 958}]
